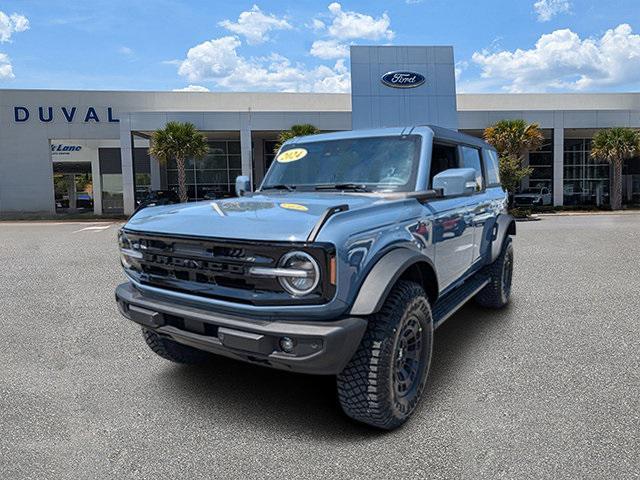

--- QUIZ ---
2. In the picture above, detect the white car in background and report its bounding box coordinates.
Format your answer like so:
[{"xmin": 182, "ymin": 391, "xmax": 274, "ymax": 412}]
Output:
[{"xmin": 514, "ymin": 187, "xmax": 552, "ymax": 206}]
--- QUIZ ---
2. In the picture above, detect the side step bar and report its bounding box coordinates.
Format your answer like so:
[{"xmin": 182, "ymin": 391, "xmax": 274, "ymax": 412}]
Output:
[{"xmin": 432, "ymin": 275, "xmax": 490, "ymax": 329}]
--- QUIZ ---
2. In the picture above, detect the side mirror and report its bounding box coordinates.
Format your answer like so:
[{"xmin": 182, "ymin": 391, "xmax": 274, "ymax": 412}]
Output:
[
  {"xmin": 235, "ymin": 175, "xmax": 251, "ymax": 197},
  {"xmin": 432, "ymin": 168, "xmax": 477, "ymax": 197}
]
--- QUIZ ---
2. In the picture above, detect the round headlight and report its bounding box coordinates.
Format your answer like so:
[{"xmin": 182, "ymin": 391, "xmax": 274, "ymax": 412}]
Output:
[{"xmin": 278, "ymin": 251, "xmax": 320, "ymax": 296}]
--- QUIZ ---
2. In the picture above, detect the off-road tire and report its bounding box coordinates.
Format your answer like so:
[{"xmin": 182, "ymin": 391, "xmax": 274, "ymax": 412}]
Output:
[
  {"xmin": 475, "ymin": 237, "xmax": 514, "ymax": 308},
  {"xmin": 142, "ymin": 328, "xmax": 211, "ymax": 364},
  {"xmin": 337, "ymin": 281, "xmax": 433, "ymax": 430}
]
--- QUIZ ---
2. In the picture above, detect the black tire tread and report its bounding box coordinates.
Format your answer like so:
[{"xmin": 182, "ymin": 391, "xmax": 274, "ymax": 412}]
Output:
[
  {"xmin": 475, "ymin": 237, "xmax": 513, "ymax": 308},
  {"xmin": 337, "ymin": 280, "xmax": 432, "ymax": 430}
]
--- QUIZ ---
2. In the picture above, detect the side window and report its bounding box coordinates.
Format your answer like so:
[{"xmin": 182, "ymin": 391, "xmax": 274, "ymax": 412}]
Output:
[
  {"xmin": 429, "ymin": 143, "xmax": 457, "ymax": 187},
  {"xmin": 460, "ymin": 146, "xmax": 484, "ymax": 191},
  {"xmin": 484, "ymin": 149, "xmax": 501, "ymax": 186}
]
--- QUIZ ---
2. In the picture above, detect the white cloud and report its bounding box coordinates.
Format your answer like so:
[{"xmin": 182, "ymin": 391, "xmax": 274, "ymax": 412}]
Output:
[
  {"xmin": 118, "ymin": 46, "xmax": 134, "ymax": 56},
  {"xmin": 173, "ymin": 85, "xmax": 210, "ymax": 92},
  {"xmin": 325, "ymin": 3, "xmax": 394, "ymax": 41},
  {"xmin": 178, "ymin": 36, "xmax": 243, "ymax": 81},
  {"xmin": 0, "ymin": 52, "xmax": 14, "ymax": 79},
  {"xmin": 310, "ymin": 39, "xmax": 349, "ymax": 60},
  {"xmin": 533, "ymin": 0, "xmax": 571, "ymax": 22},
  {"xmin": 177, "ymin": 35, "xmax": 350, "ymax": 92},
  {"xmin": 455, "ymin": 60, "xmax": 468, "ymax": 82},
  {"xmin": 219, "ymin": 5, "xmax": 291, "ymax": 45},
  {"xmin": 308, "ymin": 3, "xmax": 393, "ymax": 59},
  {"xmin": 309, "ymin": 19, "xmax": 325, "ymax": 32},
  {"xmin": 0, "ymin": 11, "xmax": 29, "ymax": 43},
  {"xmin": 471, "ymin": 24, "xmax": 640, "ymax": 92}
]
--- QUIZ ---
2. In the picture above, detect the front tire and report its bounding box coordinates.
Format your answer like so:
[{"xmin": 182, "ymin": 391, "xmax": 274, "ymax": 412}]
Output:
[
  {"xmin": 475, "ymin": 237, "xmax": 514, "ymax": 308},
  {"xmin": 337, "ymin": 281, "xmax": 433, "ymax": 430},
  {"xmin": 142, "ymin": 328, "xmax": 212, "ymax": 364}
]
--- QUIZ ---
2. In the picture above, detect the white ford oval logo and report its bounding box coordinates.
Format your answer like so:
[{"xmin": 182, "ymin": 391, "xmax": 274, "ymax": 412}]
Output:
[{"xmin": 380, "ymin": 71, "xmax": 426, "ymax": 89}]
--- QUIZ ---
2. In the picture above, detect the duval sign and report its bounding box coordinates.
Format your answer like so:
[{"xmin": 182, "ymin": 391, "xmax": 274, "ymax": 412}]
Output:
[
  {"xmin": 13, "ymin": 106, "xmax": 120, "ymax": 123},
  {"xmin": 380, "ymin": 71, "xmax": 426, "ymax": 89}
]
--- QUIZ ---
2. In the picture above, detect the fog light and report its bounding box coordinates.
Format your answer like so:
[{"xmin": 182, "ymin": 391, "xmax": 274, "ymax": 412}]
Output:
[{"xmin": 279, "ymin": 336, "xmax": 295, "ymax": 353}]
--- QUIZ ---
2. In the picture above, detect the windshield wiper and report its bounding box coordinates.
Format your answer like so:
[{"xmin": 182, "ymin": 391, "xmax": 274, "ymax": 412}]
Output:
[
  {"xmin": 314, "ymin": 183, "xmax": 370, "ymax": 192},
  {"xmin": 261, "ymin": 184, "xmax": 296, "ymax": 192}
]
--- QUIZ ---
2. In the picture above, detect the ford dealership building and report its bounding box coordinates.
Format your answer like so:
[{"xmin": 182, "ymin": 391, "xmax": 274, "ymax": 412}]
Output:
[{"xmin": 1, "ymin": 45, "xmax": 639, "ymax": 216}]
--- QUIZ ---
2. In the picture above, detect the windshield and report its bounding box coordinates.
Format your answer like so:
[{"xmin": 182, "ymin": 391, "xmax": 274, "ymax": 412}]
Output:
[{"xmin": 261, "ymin": 135, "xmax": 421, "ymax": 192}]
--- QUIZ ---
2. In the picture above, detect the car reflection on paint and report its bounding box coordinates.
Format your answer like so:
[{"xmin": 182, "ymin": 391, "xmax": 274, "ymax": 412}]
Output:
[
  {"xmin": 134, "ymin": 190, "xmax": 180, "ymax": 213},
  {"xmin": 433, "ymin": 214, "xmax": 466, "ymax": 241}
]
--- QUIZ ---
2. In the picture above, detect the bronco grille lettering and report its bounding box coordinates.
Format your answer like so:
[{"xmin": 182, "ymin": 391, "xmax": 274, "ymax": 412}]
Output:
[{"xmin": 146, "ymin": 254, "xmax": 244, "ymax": 275}]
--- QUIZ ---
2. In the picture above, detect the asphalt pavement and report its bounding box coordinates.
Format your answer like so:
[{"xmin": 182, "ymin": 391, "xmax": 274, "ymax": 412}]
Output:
[{"xmin": 0, "ymin": 215, "xmax": 638, "ymax": 479}]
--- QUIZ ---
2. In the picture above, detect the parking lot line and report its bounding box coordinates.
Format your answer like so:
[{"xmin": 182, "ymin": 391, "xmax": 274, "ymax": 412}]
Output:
[{"xmin": 72, "ymin": 224, "xmax": 114, "ymax": 233}]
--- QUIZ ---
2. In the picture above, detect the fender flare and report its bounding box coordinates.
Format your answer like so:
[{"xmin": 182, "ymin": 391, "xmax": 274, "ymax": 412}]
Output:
[
  {"xmin": 491, "ymin": 213, "xmax": 516, "ymax": 263},
  {"xmin": 349, "ymin": 248, "xmax": 437, "ymax": 316}
]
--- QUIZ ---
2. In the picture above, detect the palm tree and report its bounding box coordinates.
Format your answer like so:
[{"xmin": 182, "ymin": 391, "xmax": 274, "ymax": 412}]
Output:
[
  {"xmin": 274, "ymin": 124, "xmax": 320, "ymax": 152},
  {"xmin": 484, "ymin": 119, "xmax": 544, "ymax": 199},
  {"xmin": 484, "ymin": 119, "xmax": 545, "ymax": 159},
  {"xmin": 149, "ymin": 121, "xmax": 209, "ymax": 203},
  {"xmin": 590, "ymin": 127, "xmax": 640, "ymax": 210}
]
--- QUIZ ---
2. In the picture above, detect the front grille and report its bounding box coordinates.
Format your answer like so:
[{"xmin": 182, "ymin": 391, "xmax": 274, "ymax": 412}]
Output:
[{"xmin": 121, "ymin": 230, "xmax": 335, "ymax": 306}]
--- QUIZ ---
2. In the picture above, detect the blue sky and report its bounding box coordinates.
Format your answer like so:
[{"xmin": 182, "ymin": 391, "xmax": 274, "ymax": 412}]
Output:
[{"xmin": 0, "ymin": 0, "xmax": 639, "ymax": 93}]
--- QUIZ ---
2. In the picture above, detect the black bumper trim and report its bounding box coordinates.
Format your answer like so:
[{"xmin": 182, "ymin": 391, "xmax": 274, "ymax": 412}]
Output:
[{"xmin": 115, "ymin": 282, "xmax": 367, "ymax": 375}]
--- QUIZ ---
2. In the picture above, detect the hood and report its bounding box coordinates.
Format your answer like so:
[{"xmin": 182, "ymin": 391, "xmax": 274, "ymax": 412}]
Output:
[{"xmin": 124, "ymin": 192, "xmax": 381, "ymax": 241}]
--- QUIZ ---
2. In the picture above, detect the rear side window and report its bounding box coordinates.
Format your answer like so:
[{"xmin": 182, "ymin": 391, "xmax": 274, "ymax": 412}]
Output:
[
  {"xmin": 460, "ymin": 146, "xmax": 484, "ymax": 191},
  {"xmin": 484, "ymin": 149, "xmax": 501, "ymax": 186}
]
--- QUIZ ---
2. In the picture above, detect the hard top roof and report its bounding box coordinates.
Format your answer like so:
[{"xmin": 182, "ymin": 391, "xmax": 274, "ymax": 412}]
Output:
[{"xmin": 285, "ymin": 125, "xmax": 495, "ymax": 151}]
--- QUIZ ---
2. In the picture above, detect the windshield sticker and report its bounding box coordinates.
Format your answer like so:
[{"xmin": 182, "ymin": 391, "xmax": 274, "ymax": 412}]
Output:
[
  {"xmin": 276, "ymin": 148, "xmax": 307, "ymax": 163},
  {"xmin": 280, "ymin": 203, "xmax": 309, "ymax": 212}
]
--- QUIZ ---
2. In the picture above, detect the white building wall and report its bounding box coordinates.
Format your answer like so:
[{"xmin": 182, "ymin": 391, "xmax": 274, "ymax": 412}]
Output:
[{"xmin": 0, "ymin": 88, "xmax": 638, "ymax": 215}]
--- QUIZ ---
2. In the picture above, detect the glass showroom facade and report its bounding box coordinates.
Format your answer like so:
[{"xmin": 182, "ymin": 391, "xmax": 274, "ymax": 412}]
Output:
[
  {"xmin": 147, "ymin": 131, "xmax": 639, "ymax": 207},
  {"xmin": 165, "ymin": 140, "xmax": 243, "ymax": 201},
  {"xmin": 49, "ymin": 128, "xmax": 640, "ymax": 217},
  {"xmin": 528, "ymin": 135, "xmax": 554, "ymax": 192},
  {"xmin": 564, "ymin": 138, "xmax": 610, "ymax": 206}
]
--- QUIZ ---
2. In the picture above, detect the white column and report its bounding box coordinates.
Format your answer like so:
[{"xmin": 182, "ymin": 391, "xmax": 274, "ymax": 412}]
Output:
[
  {"xmin": 120, "ymin": 116, "xmax": 136, "ymax": 215},
  {"xmin": 240, "ymin": 112, "xmax": 253, "ymax": 188},
  {"xmin": 91, "ymin": 146, "xmax": 103, "ymax": 215},
  {"xmin": 553, "ymin": 116, "xmax": 564, "ymax": 206}
]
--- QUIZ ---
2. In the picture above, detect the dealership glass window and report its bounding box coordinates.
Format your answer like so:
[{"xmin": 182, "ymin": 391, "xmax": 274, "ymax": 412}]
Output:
[
  {"xmin": 99, "ymin": 148, "xmax": 124, "ymax": 214},
  {"xmin": 563, "ymin": 138, "xmax": 610, "ymax": 206},
  {"xmin": 527, "ymin": 138, "xmax": 553, "ymax": 193},
  {"xmin": 133, "ymin": 148, "xmax": 152, "ymax": 202},
  {"xmin": 264, "ymin": 140, "xmax": 279, "ymax": 172},
  {"xmin": 52, "ymin": 162, "xmax": 94, "ymax": 214},
  {"xmin": 101, "ymin": 174, "xmax": 124, "ymax": 213},
  {"xmin": 623, "ymin": 155, "xmax": 640, "ymax": 205},
  {"xmin": 166, "ymin": 140, "xmax": 241, "ymax": 200}
]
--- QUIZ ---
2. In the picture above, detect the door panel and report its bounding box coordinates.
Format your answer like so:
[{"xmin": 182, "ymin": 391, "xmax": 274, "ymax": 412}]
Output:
[
  {"xmin": 428, "ymin": 197, "xmax": 475, "ymax": 290},
  {"xmin": 470, "ymin": 192, "xmax": 494, "ymax": 264}
]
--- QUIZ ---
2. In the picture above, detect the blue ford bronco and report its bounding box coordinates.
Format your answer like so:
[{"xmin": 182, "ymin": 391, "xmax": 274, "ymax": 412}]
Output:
[{"xmin": 115, "ymin": 125, "xmax": 515, "ymax": 429}]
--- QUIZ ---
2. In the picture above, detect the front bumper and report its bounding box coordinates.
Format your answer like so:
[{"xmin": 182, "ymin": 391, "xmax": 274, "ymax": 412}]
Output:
[{"xmin": 115, "ymin": 282, "xmax": 367, "ymax": 375}]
